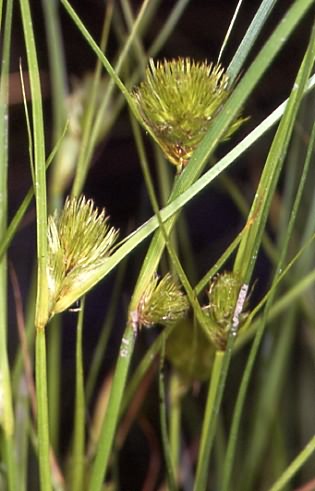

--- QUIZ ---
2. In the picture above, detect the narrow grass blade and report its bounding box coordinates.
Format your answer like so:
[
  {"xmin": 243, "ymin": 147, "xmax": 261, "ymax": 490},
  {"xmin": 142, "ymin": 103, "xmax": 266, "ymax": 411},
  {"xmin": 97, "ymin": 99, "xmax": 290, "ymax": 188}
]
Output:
[
  {"xmin": 218, "ymin": 0, "xmax": 245, "ymax": 65},
  {"xmin": 227, "ymin": 0, "xmax": 279, "ymax": 82},
  {"xmin": 0, "ymin": 1, "xmax": 16, "ymax": 489},
  {"xmin": 19, "ymin": 0, "xmax": 49, "ymax": 328},
  {"xmin": 71, "ymin": 299, "xmax": 86, "ymax": 491},
  {"xmin": 267, "ymin": 435, "xmax": 315, "ymax": 491}
]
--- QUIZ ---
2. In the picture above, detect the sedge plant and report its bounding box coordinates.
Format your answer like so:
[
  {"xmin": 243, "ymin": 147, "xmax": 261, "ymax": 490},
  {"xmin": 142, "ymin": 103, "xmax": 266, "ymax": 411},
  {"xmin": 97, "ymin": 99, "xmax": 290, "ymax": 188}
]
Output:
[{"xmin": 1, "ymin": 1, "xmax": 315, "ymax": 491}]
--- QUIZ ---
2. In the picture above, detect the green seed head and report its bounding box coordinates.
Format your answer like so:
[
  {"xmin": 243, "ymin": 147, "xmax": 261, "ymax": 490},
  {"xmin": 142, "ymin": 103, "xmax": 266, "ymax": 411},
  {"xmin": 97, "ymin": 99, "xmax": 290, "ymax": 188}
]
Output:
[
  {"xmin": 134, "ymin": 273, "xmax": 189, "ymax": 329},
  {"xmin": 206, "ymin": 271, "xmax": 247, "ymax": 350},
  {"xmin": 47, "ymin": 195, "xmax": 119, "ymax": 317},
  {"xmin": 132, "ymin": 57, "xmax": 245, "ymax": 170},
  {"xmin": 208, "ymin": 272, "xmax": 243, "ymax": 326}
]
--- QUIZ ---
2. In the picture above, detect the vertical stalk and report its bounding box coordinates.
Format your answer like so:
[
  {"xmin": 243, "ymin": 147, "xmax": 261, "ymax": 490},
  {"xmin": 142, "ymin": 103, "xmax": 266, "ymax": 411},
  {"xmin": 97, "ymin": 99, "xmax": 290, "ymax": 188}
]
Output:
[
  {"xmin": 159, "ymin": 337, "xmax": 177, "ymax": 491},
  {"xmin": 35, "ymin": 329, "xmax": 51, "ymax": 491},
  {"xmin": 41, "ymin": 0, "xmax": 67, "ymax": 146},
  {"xmin": 71, "ymin": 0, "xmax": 113, "ymax": 197},
  {"xmin": 19, "ymin": 1, "xmax": 50, "ymax": 490},
  {"xmin": 72, "ymin": 299, "xmax": 86, "ymax": 491},
  {"xmin": 19, "ymin": 0, "xmax": 48, "ymax": 331},
  {"xmin": 0, "ymin": 0, "xmax": 16, "ymax": 489},
  {"xmin": 88, "ymin": 325, "xmax": 136, "ymax": 491},
  {"xmin": 169, "ymin": 372, "xmax": 182, "ymax": 481},
  {"xmin": 47, "ymin": 319, "xmax": 61, "ymax": 452},
  {"xmin": 193, "ymin": 350, "xmax": 225, "ymax": 491}
]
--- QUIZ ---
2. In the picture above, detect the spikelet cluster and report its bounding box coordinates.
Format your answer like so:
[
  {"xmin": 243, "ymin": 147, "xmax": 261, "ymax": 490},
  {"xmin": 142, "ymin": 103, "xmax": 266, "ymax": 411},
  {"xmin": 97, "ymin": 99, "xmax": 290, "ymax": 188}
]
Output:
[
  {"xmin": 205, "ymin": 271, "xmax": 248, "ymax": 350},
  {"xmin": 133, "ymin": 58, "xmax": 245, "ymax": 170},
  {"xmin": 47, "ymin": 196, "xmax": 119, "ymax": 317},
  {"xmin": 131, "ymin": 274, "xmax": 189, "ymax": 330}
]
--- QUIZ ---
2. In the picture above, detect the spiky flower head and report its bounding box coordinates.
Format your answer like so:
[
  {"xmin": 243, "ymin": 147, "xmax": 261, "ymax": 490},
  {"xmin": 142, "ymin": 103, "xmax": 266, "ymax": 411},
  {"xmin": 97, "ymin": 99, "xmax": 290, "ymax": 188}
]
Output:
[
  {"xmin": 132, "ymin": 273, "xmax": 189, "ymax": 330},
  {"xmin": 132, "ymin": 57, "xmax": 245, "ymax": 170},
  {"xmin": 47, "ymin": 195, "xmax": 119, "ymax": 318},
  {"xmin": 206, "ymin": 271, "xmax": 248, "ymax": 350}
]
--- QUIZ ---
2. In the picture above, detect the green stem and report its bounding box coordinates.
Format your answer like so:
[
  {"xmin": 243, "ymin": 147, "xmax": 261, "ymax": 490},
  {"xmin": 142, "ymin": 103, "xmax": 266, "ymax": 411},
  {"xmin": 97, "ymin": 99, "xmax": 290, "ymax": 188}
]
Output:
[
  {"xmin": 36, "ymin": 328, "xmax": 52, "ymax": 491},
  {"xmin": 19, "ymin": 0, "xmax": 49, "ymax": 329},
  {"xmin": 72, "ymin": 299, "xmax": 86, "ymax": 491},
  {"xmin": 47, "ymin": 317, "xmax": 61, "ymax": 452},
  {"xmin": 267, "ymin": 434, "xmax": 315, "ymax": 491},
  {"xmin": 41, "ymin": 0, "xmax": 67, "ymax": 145},
  {"xmin": 169, "ymin": 372, "xmax": 182, "ymax": 483},
  {"xmin": 88, "ymin": 325, "xmax": 136, "ymax": 491},
  {"xmin": 0, "ymin": 0, "xmax": 16, "ymax": 489},
  {"xmin": 193, "ymin": 350, "xmax": 225, "ymax": 491},
  {"xmin": 71, "ymin": 1, "xmax": 113, "ymax": 197},
  {"xmin": 159, "ymin": 338, "xmax": 177, "ymax": 491},
  {"xmin": 3, "ymin": 436, "xmax": 17, "ymax": 491},
  {"xmin": 86, "ymin": 260, "xmax": 127, "ymax": 404}
]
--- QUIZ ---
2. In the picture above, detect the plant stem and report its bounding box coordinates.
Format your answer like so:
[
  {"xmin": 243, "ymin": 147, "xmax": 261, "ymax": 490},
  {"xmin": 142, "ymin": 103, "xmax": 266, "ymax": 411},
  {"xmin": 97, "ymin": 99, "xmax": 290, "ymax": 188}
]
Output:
[
  {"xmin": 159, "ymin": 338, "xmax": 177, "ymax": 491},
  {"xmin": 0, "ymin": 0, "xmax": 16, "ymax": 489},
  {"xmin": 193, "ymin": 350, "xmax": 225, "ymax": 491},
  {"xmin": 72, "ymin": 299, "xmax": 86, "ymax": 491},
  {"xmin": 2, "ymin": 436, "xmax": 17, "ymax": 491},
  {"xmin": 169, "ymin": 372, "xmax": 182, "ymax": 479},
  {"xmin": 267, "ymin": 434, "xmax": 315, "ymax": 491},
  {"xmin": 36, "ymin": 328, "xmax": 52, "ymax": 491},
  {"xmin": 88, "ymin": 325, "xmax": 136, "ymax": 491},
  {"xmin": 47, "ymin": 318, "xmax": 61, "ymax": 452},
  {"xmin": 19, "ymin": 0, "xmax": 49, "ymax": 329}
]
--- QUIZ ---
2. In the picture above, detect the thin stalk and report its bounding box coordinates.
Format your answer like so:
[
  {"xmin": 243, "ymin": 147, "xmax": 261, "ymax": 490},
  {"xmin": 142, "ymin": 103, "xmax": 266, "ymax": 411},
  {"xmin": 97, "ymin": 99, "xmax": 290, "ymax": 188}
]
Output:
[
  {"xmin": 120, "ymin": 324, "xmax": 174, "ymax": 417},
  {"xmin": 86, "ymin": 260, "xmax": 128, "ymax": 404},
  {"xmin": 71, "ymin": 0, "xmax": 114, "ymax": 196},
  {"xmin": 240, "ymin": 314, "xmax": 296, "ymax": 491},
  {"xmin": 0, "ymin": 0, "xmax": 15, "ymax": 489},
  {"xmin": 47, "ymin": 318, "xmax": 61, "ymax": 452},
  {"xmin": 267, "ymin": 435, "xmax": 315, "ymax": 491},
  {"xmin": 19, "ymin": 0, "xmax": 49, "ymax": 328},
  {"xmin": 217, "ymin": 0, "xmax": 245, "ymax": 65},
  {"xmin": 120, "ymin": 0, "xmax": 146, "ymax": 72},
  {"xmin": 19, "ymin": 1, "xmax": 50, "ymax": 489},
  {"xmin": 227, "ymin": 0, "xmax": 279, "ymax": 82},
  {"xmin": 148, "ymin": 0, "xmax": 191, "ymax": 56},
  {"xmin": 169, "ymin": 372, "xmax": 182, "ymax": 482},
  {"xmin": 159, "ymin": 338, "xmax": 177, "ymax": 491},
  {"xmin": 59, "ymin": 0, "xmax": 150, "ymax": 137},
  {"xmin": 71, "ymin": 299, "xmax": 86, "ymax": 491},
  {"xmin": 15, "ymin": 378, "xmax": 29, "ymax": 491},
  {"xmin": 2, "ymin": 438, "xmax": 16, "ymax": 491},
  {"xmin": 41, "ymin": 0, "xmax": 67, "ymax": 146},
  {"xmin": 35, "ymin": 329, "xmax": 51, "ymax": 491},
  {"xmin": 88, "ymin": 325, "xmax": 136, "ymax": 491},
  {"xmin": 0, "ymin": 125, "xmax": 66, "ymax": 262},
  {"xmin": 193, "ymin": 350, "xmax": 225, "ymax": 491},
  {"xmin": 220, "ymin": 174, "xmax": 278, "ymax": 263}
]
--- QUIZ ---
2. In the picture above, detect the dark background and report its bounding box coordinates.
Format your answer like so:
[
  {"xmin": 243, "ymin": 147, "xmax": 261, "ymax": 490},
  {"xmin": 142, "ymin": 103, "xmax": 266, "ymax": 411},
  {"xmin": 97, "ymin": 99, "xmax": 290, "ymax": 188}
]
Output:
[{"xmin": 6, "ymin": 1, "xmax": 314, "ymax": 489}]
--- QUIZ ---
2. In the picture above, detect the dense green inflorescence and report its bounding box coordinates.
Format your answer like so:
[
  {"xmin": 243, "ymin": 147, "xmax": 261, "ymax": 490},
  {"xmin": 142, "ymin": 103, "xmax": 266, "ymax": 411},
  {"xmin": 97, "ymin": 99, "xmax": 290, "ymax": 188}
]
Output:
[
  {"xmin": 47, "ymin": 195, "xmax": 119, "ymax": 317},
  {"xmin": 133, "ymin": 57, "xmax": 245, "ymax": 171}
]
